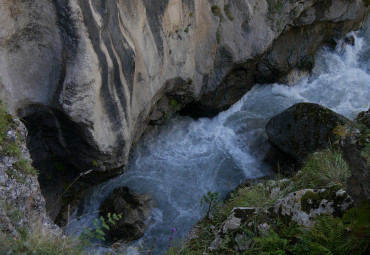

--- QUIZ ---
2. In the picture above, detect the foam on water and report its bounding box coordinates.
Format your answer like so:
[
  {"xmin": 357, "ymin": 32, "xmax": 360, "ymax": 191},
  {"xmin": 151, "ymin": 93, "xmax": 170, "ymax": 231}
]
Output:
[{"xmin": 67, "ymin": 18, "xmax": 370, "ymax": 254}]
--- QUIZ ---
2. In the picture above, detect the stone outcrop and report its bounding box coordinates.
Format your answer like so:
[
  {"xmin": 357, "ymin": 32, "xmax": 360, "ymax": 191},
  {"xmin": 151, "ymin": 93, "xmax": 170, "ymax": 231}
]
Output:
[
  {"xmin": 0, "ymin": 115, "xmax": 59, "ymax": 237},
  {"xmin": 340, "ymin": 109, "xmax": 370, "ymax": 204},
  {"xmin": 266, "ymin": 103, "xmax": 349, "ymax": 162},
  {"xmin": 209, "ymin": 185, "xmax": 353, "ymax": 252},
  {"xmin": 0, "ymin": 1, "xmax": 368, "ymax": 217},
  {"xmin": 99, "ymin": 186, "xmax": 151, "ymax": 242}
]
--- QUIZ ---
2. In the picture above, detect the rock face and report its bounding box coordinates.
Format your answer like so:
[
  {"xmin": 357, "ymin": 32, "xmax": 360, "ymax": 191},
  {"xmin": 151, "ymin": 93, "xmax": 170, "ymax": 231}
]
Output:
[
  {"xmin": 266, "ymin": 103, "xmax": 348, "ymax": 161},
  {"xmin": 99, "ymin": 186, "xmax": 151, "ymax": 242},
  {"xmin": 0, "ymin": 0, "xmax": 368, "ymax": 169},
  {"xmin": 0, "ymin": 116, "xmax": 59, "ymax": 237},
  {"xmin": 209, "ymin": 186, "xmax": 353, "ymax": 252},
  {"xmin": 0, "ymin": 1, "xmax": 368, "ymax": 216},
  {"xmin": 340, "ymin": 109, "xmax": 370, "ymax": 204}
]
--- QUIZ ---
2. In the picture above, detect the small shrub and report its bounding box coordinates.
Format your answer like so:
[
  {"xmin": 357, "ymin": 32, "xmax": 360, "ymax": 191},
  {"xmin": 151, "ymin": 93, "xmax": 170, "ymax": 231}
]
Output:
[
  {"xmin": 201, "ymin": 191, "xmax": 220, "ymax": 218},
  {"xmin": 169, "ymin": 98, "xmax": 181, "ymax": 111},
  {"xmin": 224, "ymin": 4, "xmax": 234, "ymax": 21},
  {"xmin": 184, "ymin": 27, "xmax": 189, "ymax": 33},
  {"xmin": 80, "ymin": 213, "xmax": 122, "ymax": 242},
  {"xmin": 211, "ymin": 5, "xmax": 222, "ymax": 18}
]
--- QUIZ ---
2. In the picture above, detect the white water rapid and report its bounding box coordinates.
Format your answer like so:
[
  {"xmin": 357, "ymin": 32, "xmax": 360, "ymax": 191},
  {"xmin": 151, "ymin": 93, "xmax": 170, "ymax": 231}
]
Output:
[{"xmin": 68, "ymin": 18, "xmax": 370, "ymax": 254}]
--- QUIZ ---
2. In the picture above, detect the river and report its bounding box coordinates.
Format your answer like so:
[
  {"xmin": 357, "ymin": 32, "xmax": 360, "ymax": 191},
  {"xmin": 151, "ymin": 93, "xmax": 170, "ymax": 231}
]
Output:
[{"xmin": 67, "ymin": 17, "xmax": 370, "ymax": 255}]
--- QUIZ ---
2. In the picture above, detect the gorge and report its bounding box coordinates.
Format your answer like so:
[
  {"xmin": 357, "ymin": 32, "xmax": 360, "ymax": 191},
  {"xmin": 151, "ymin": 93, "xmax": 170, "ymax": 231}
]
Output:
[{"xmin": 0, "ymin": 0, "xmax": 369, "ymax": 254}]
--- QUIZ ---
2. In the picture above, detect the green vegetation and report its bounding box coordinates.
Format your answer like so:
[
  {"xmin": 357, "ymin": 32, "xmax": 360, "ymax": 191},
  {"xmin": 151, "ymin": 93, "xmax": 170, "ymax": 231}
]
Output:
[
  {"xmin": 184, "ymin": 27, "xmax": 189, "ymax": 33},
  {"xmin": 292, "ymin": 149, "xmax": 351, "ymax": 190},
  {"xmin": 267, "ymin": 0, "xmax": 285, "ymax": 15},
  {"xmin": 364, "ymin": 0, "xmax": 370, "ymax": 7},
  {"xmin": 0, "ymin": 100, "xmax": 38, "ymax": 177},
  {"xmin": 211, "ymin": 5, "xmax": 223, "ymax": 20},
  {"xmin": 0, "ymin": 230, "xmax": 85, "ymax": 255},
  {"xmin": 216, "ymin": 26, "xmax": 222, "ymax": 44},
  {"xmin": 224, "ymin": 4, "xmax": 234, "ymax": 21},
  {"xmin": 81, "ymin": 213, "xmax": 122, "ymax": 242},
  {"xmin": 251, "ymin": 213, "xmax": 369, "ymax": 255},
  {"xmin": 170, "ymin": 98, "xmax": 181, "ymax": 111},
  {"xmin": 201, "ymin": 191, "xmax": 220, "ymax": 218},
  {"xmin": 169, "ymin": 145, "xmax": 369, "ymax": 254}
]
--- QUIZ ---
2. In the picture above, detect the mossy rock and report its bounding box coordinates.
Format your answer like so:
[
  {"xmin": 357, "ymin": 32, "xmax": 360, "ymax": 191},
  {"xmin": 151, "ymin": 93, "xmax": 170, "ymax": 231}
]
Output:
[{"xmin": 265, "ymin": 103, "xmax": 349, "ymax": 162}]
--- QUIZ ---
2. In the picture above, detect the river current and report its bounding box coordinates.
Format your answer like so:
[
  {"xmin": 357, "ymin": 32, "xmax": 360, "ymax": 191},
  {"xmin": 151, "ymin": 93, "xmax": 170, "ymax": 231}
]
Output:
[{"xmin": 68, "ymin": 17, "xmax": 370, "ymax": 254}]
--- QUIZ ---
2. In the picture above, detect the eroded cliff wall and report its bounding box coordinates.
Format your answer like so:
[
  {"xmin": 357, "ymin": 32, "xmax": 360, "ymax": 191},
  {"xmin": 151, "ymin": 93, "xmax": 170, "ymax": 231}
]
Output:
[{"xmin": 0, "ymin": 0, "xmax": 368, "ymax": 178}]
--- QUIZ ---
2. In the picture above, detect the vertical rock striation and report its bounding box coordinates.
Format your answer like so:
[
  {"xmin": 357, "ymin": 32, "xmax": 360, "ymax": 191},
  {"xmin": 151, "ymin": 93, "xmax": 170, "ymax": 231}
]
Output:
[{"xmin": 0, "ymin": 0, "xmax": 368, "ymax": 218}]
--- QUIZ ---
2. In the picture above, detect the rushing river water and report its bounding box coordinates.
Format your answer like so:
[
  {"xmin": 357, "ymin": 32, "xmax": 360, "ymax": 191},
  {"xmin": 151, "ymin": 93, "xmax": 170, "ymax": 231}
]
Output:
[{"xmin": 68, "ymin": 18, "xmax": 370, "ymax": 254}]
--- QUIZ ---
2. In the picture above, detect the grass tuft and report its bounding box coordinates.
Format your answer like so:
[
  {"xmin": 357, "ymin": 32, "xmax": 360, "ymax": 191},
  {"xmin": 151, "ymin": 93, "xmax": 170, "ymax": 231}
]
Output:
[{"xmin": 293, "ymin": 149, "xmax": 351, "ymax": 190}]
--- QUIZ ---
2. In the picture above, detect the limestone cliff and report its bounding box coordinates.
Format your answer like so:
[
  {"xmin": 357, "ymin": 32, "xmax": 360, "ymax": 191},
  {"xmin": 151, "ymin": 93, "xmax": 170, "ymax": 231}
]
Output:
[{"xmin": 0, "ymin": 1, "xmax": 368, "ymax": 191}]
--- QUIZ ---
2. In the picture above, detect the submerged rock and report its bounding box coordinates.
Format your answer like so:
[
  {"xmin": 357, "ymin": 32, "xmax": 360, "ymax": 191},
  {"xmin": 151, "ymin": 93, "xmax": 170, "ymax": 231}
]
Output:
[
  {"xmin": 266, "ymin": 103, "xmax": 348, "ymax": 162},
  {"xmin": 99, "ymin": 186, "xmax": 151, "ymax": 242},
  {"xmin": 340, "ymin": 109, "xmax": 370, "ymax": 204}
]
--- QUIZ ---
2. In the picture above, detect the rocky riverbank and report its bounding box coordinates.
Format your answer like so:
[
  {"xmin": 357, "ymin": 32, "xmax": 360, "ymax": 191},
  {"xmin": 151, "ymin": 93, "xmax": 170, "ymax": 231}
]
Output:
[{"xmin": 172, "ymin": 106, "xmax": 370, "ymax": 255}]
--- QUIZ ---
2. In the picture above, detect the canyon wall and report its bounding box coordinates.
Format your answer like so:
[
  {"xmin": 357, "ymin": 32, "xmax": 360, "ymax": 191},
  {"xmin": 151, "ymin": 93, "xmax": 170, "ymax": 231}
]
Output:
[{"xmin": 0, "ymin": 0, "xmax": 368, "ymax": 188}]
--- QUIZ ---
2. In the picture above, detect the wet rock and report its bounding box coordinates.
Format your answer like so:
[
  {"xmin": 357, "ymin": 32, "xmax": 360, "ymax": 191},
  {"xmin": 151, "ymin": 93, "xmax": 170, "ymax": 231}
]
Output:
[
  {"xmin": 99, "ymin": 186, "xmax": 152, "ymax": 242},
  {"xmin": 340, "ymin": 109, "xmax": 370, "ymax": 204},
  {"xmin": 266, "ymin": 103, "xmax": 349, "ymax": 162}
]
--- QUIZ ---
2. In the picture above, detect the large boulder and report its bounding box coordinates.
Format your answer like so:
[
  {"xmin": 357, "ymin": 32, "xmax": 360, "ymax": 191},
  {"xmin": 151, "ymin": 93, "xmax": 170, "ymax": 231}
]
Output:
[
  {"xmin": 340, "ymin": 109, "xmax": 370, "ymax": 204},
  {"xmin": 266, "ymin": 103, "xmax": 348, "ymax": 161},
  {"xmin": 99, "ymin": 186, "xmax": 151, "ymax": 242}
]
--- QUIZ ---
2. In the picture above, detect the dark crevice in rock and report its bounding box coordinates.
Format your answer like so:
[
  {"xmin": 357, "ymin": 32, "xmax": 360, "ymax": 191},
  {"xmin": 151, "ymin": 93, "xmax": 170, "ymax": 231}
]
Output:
[
  {"xmin": 181, "ymin": 63, "xmax": 255, "ymax": 119},
  {"xmin": 17, "ymin": 104, "xmax": 97, "ymax": 221}
]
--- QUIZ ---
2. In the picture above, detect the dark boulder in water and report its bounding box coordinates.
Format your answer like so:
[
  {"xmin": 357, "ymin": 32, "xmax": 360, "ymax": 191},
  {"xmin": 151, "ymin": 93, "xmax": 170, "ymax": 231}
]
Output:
[
  {"xmin": 99, "ymin": 186, "xmax": 152, "ymax": 242},
  {"xmin": 265, "ymin": 103, "xmax": 348, "ymax": 162}
]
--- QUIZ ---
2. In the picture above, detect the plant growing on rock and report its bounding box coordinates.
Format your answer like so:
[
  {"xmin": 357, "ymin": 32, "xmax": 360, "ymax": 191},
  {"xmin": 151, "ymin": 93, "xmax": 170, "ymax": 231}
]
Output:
[
  {"xmin": 224, "ymin": 4, "xmax": 234, "ymax": 21},
  {"xmin": 80, "ymin": 213, "xmax": 122, "ymax": 242},
  {"xmin": 201, "ymin": 191, "xmax": 220, "ymax": 218}
]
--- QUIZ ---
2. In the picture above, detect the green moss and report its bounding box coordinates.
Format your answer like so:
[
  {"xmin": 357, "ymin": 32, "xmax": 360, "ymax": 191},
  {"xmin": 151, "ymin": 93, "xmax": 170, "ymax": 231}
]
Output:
[
  {"xmin": 184, "ymin": 27, "xmax": 189, "ymax": 33},
  {"xmin": 211, "ymin": 5, "xmax": 222, "ymax": 18},
  {"xmin": 216, "ymin": 26, "xmax": 222, "ymax": 44},
  {"xmin": 13, "ymin": 157, "xmax": 38, "ymax": 176},
  {"xmin": 92, "ymin": 159, "xmax": 98, "ymax": 167},
  {"xmin": 224, "ymin": 4, "xmax": 234, "ymax": 21},
  {"xmin": 301, "ymin": 191, "xmax": 321, "ymax": 213},
  {"xmin": 169, "ymin": 98, "xmax": 181, "ymax": 111}
]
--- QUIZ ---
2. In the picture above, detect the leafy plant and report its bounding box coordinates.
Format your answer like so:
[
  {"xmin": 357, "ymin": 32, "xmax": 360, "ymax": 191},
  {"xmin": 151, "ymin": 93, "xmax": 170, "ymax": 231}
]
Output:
[
  {"xmin": 81, "ymin": 213, "xmax": 122, "ymax": 242},
  {"xmin": 169, "ymin": 98, "xmax": 181, "ymax": 111},
  {"xmin": 201, "ymin": 191, "xmax": 220, "ymax": 218}
]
